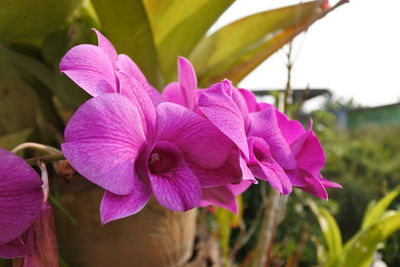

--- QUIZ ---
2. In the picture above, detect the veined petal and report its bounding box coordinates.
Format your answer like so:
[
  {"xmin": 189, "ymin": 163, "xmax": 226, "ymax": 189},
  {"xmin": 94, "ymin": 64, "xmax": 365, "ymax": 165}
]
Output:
[
  {"xmin": 117, "ymin": 54, "xmax": 163, "ymax": 106},
  {"xmin": 62, "ymin": 94, "xmax": 146, "ymax": 195},
  {"xmin": 148, "ymin": 141, "xmax": 201, "ymax": 211},
  {"xmin": 100, "ymin": 173, "xmax": 152, "ymax": 224},
  {"xmin": 296, "ymin": 169, "xmax": 328, "ymax": 200},
  {"xmin": 178, "ymin": 57, "xmax": 197, "ymax": 110},
  {"xmin": 0, "ymin": 238, "xmax": 26, "ymax": 258},
  {"xmin": 239, "ymin": 88, "xmax": 260, "ymax": 113},
  {"xmin": 92, "ymin": 28, "xmax": 118, "ymax": 65},
  {"xmin": 60, "ymin": 44, "xmax": 117, "ymax": 96},
  {"xmin": 199, "ymin": 186, "xmax": 237, "ymax": 214},
  {"xmin": 117, "ymin": 71, "xmax": 156, "ymax": 138},
  {"xmin": 0, "ymin": 149, "xmax": 43, "ymax": 246},
  {"xmin": 156, "ymin": 102, "xmax": 233, "ymax": 169},
  {"xmin": 162, "ymin": 82, "xmax": 186, "ymax": 106},
  {"xmin": 292, "ymin": 131, "xmax": 325, "ymax": 175},
  {"xmin": 228, "ymin": 181, "xmax": 252, "ymax": 196},
  {"xmin": 249, "ymin": 106, "xmax": 296, "ymax": 170},
  {"xmin": 275, "ymin": 109, "xmax": 305, "ymax": 145},
  {"xmin": 189, "ymin": 150, "xmax": 243, "ymax": 187},
  {"xmin": 198, "ymin": 82, "xmax": 249, "ymax": 159},
  {"xmin": 247, "ymin": 137, "xmax": 292, "ymax": 194}
]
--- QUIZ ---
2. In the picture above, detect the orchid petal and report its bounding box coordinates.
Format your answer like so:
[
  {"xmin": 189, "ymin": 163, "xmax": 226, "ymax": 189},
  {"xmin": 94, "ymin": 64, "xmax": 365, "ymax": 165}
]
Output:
[
  {"xmin": 178, "ymin": 57, "xmax": 197, "ymax": 110},
  {"xmin": 239, "ymin": 88, "xmax": 260, "ymax": 113},
  {"xmin": 62, "ymin": 94, "xmax": 146, "ymax": 195},
  {"xmin": 247, "ymin": 137, "xmax": 292, "ymax": 194},
  {"xmin": 92, "ymin": 28, "xmax": 118, "ymax": 65},
  {"xmin": 0, "ymin": 149, "xmax": 43, "ymax": 246},
  {"xmin": 117, "ymin": 54, "xmax": 163, "ymax": 106},
  {"xmin": 297, "ymin": 169, "xmax": 328, "ymax": 200},
  {"xmin": 162, "ymin": 82, "xmax": 186, "ymax": 106},
  {"xmin": 249, "ymin": 106, "xmax": 296, "ymax": 170},
  {"xmin": 60, "ymin": 44, "xmax": 117, "ymax": 96},
  {"xmin": 156, "ymin": 102, "xmax": 233, "ymax": 169},
  {"xmin": 293, "ymin": 131, "xmax": 325, "ymax": 174},
  {"xmin": 100, "ymin": 173, "xmax": 152, "ymax": 224},
  {"xmin": 148, "ymin": 141, "xmax": 201, "ymax": 211},
  {"xmin": 275, "ymin": 109, "xmax": 305, "ymax": 145},
  {"xmin": 198, "ymin": 82, "xmax": 249, "ymax": 159},
  {"xmin": 117, "ymin": 71, "xmax": 156, "ymax": 138},
  {"xmin": 199, "ymin": 186, "xmax": 238, "ymax": 214},
  {"xmin": 0, "ymin": 238, "xmax": 26, "ymax": 258}
]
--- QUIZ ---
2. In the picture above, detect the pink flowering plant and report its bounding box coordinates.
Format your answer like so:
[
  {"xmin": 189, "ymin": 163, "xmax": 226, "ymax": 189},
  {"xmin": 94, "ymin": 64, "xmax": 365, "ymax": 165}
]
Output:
[{"xmin": 58, "ymin": 29, "xmax": 340, "ymax": 220}]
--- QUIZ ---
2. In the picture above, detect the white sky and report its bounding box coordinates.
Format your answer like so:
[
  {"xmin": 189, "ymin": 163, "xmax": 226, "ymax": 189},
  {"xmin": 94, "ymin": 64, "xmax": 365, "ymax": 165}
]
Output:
[{"xmin": 210, "ymin": 0, "xmax": 400, "ymax": 108}]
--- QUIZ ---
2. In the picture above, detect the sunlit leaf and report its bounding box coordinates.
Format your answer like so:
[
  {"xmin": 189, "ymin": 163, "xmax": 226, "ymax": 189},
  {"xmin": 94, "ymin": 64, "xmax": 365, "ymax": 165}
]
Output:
[
  {"xmin": 309, "ymin": 199, "xmax": 342, "ymax": 267},
  {"xmin": 190, "ymin": 1, "xmax": 324, "ymax": 87},
  {"xmin": 143, "ymin": 0, "xmax": 233, "ymax": 82},
  {"xmin": 361, "ymin": 187, "xmax": 399, "ymax": 230}
]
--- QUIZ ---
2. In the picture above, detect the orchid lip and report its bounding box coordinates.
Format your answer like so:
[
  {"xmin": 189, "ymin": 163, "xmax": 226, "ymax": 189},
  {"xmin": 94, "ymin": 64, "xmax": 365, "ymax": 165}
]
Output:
[{"xmin": 148, "ymin": 142, "xmax": 180, "ymax": 174}]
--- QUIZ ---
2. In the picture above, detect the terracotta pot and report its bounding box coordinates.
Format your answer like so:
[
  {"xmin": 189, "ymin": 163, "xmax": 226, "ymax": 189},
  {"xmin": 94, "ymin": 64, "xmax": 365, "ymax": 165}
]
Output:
[{"xmin": 54, "ymin": 177, "xmax": 196, "ymax": 267}]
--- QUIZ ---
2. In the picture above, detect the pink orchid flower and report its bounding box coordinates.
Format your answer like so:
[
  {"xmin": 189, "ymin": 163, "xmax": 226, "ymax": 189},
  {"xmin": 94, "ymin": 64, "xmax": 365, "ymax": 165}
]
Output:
[
  {"xmin": 0, "ymin": 148, "xmax": 43, "ymax": 258},
  {"xmin": 60, "ymin": 30, "xmax": 244, "ymax": 223}
]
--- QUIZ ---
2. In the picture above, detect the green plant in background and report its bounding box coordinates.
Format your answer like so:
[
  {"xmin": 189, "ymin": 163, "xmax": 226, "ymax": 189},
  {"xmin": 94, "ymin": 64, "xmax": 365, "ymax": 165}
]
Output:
[{"xmin": 309, "ymin": 187, "xmax": 400, "ymax": 267}]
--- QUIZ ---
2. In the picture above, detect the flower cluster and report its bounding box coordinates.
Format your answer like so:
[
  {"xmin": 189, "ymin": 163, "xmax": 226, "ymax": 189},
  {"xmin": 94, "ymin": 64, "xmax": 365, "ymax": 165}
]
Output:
[{"xmin": 59, "ymin": 29, "xmax": 341, "ymax": 224}]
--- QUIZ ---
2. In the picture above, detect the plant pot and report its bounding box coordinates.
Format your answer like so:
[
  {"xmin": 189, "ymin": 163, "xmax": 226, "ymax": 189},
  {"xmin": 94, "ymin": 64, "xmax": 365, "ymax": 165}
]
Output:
[{"xmin": 54, "ymin": 177, "xmax": 196, "ymax": 267}]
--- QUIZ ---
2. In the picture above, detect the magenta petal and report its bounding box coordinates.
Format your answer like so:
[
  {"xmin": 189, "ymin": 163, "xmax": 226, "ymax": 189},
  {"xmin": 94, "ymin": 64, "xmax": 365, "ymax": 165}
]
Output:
[
  {"xmin": 148, "ymin": 141, "xmax": 201, "ymax": 211},
  {"xmin": 239, "ymin": 88, "xmax": 260, "ymax": 113},
  {"xmin": 117, "ymin": 54, "xmax": 163, "ymax": 106},
  {"xmin": 100, "ymin": 174, "xmax": 152, "ymax": 224},
  {"xmin": 318, "ymin": 174, "xmax": 342, "ymax": 188},
  {"xmin": 249, "ymin": 106, "xmax": 296, "ymax": 170},
  {"xmin": 293, "ymin": 131, "xmax": 325, "ymax": 174},
  {"xmin": 189, "ymin": 150, "xmax": 244, "ymax": 187},
  {"xmin": 0, "ymin": 238, "xmax": 27, "ymax": 258},
  {"xmin": 228, "ymin": 181, "xmax": 252, "ymax": 196},
  {"xmin": 59, "ymin": 44, "xmax": 117, "ymax": 96},
  {"xmin": 62, "ymin": 94, "xmax": 146, "ymax": 195},
  {"xmin": 156, "ymin": 102, "xmax": 233, "ymax": 169},
  {"xmin": 0, "ymin": 149, "xmax": 43, "ymax": 246},
  {"xmin": 92, "ymin": 28, "xmax": 118, "ymax": 65},
  {"xmin": 198, "ymin": 82, "xmax": 249, "ymax": 159},
  {"xmin": 177, "ymin": 57, "xmax": 197, "ymax": 110},
  {"xmin": 199, "ymin": 186, "xmax": 238, "ymax": 214},
  {"xmin": 276, "ymin": 109, "xmax": 305, "ymax": 145},
  {"xmin": 248, "ymin": 137, "xmax": 292, "ymax": 194},
  {"xmin": 162, "ymin": 82, "xmax": 186, "ymax": 106},
  {"xmin": 117, "ymin": 71, "xmax": 156, "ymax": 137},
  {"xmin": 297, "ymin": 170, "xmax": 328, "ymax": 200}
]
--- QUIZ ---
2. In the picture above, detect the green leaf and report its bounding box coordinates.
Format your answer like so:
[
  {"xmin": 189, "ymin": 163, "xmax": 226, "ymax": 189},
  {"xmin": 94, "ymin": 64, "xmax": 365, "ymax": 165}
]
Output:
[
  {"xmin": 215, "ymin": 207, "xmax": 232, "ymax": 265},
  {"xmin": 91, "ymin": 0, "xmax": 164, "ymax": 89},
  {"xmin": 309, "ymin": 200, "xmax": 343, "ymax": 267},
  {"xmin": 190, "ymin": 1, "xmax": 323, "ymax": 87},
  {"xmin": 0, "ymin": 0, "xmax": 84, "ymax": 45},
  {"xmin": 143, "ymin": 0, "xmax": 233, "ymax": 82},
  {"xmin": 361, "ymin": 187, "xmax": 400, "ymax": 230},
  {"xmin": 340, "ymin": 212, "xmax": 400, "ymax": 267},
  {"xmin": 0, "ymin": 45, "xmax": 39, "ymax": 137},
  {"xmin": 0, "ymin": 128, "xmax": 34, "ymax": 150}
]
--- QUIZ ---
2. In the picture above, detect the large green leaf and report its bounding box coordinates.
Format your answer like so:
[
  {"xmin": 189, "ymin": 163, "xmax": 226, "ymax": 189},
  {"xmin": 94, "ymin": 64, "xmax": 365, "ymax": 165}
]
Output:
[
  {"xmin": 361, "ymin": 187, "xmax": 399, "ymax": 230},
  {"xmin": 340, "ymin": 212, "xmax": 400, "ymax": 267},
  {"xmin": 0, "ymin": 0, "xmax": 84, "ymax": 44},
  {"xmin": 309, "ymin": 200, "xmax": 343, "ymax": 267},
  {"xmin": 0, "ymin": 45, "xmax": 39, "ymax": 137},
  {"xmin": 91, "ymin": 0, "xmax": 163, "ymax": 89},
  {"xmin": 143, "ymin": 0, "xmax": 233, "ymax": 82},
  {"xmin": 190, "ymin": 1, "xmax": 323, "ymax": 87}
]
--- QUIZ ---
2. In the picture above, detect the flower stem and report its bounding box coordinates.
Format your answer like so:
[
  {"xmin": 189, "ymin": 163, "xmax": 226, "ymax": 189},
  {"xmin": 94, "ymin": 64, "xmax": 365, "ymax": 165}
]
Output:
[
  {"xmin": 11, "ymin": 142, "xmax": 61, "ymax": 155},
  {"xmin": 26, "ymin": 153, "xmax": 65, "ymax": 166}
]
